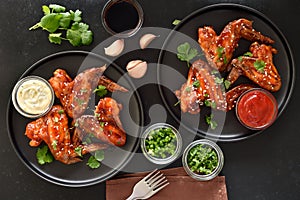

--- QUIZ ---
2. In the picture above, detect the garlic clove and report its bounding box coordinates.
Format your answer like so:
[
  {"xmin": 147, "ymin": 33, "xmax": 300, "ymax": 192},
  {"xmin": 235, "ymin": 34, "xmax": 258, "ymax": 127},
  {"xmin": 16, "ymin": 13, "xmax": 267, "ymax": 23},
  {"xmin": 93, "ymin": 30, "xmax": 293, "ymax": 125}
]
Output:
[
  {"xmin": 104, "ymin": 39, "xmax": 125, "ymax": 57},
  {"xmin": 139, "ymin": 34, "xmax": 159, "ymax": 49},
  {"xmin": 126, "ymin": 60, "xmax": 148, "ymax": 79}
]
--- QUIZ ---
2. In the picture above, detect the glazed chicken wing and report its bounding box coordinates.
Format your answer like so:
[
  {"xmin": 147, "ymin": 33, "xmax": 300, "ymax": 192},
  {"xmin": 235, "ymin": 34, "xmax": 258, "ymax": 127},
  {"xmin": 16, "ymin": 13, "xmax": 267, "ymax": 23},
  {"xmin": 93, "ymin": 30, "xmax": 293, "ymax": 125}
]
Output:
[
  {"xmin": 175, "ymin": 59, "xmax": 227, "ymax": 114},
  {"xmin": 25, "ymin": 105, "xmax": 108, "ymax": 164},
  {"xmin": 49, "ymin": 67, "xmax": 106, "ymax": 118},
  {"xmin": 227, "ymin": 42, "xmax": 281, "ymax": 92},
  {"xmin": 49, "ymin": 66, "xmax": 128, "ymax": 119},
  {"xmin": 198, "ymin": 18, "xmax": 274, "ymax": 72},
  {"xmin": 76, "ymin": 97, "xmax": 126, "ymax": 146}
]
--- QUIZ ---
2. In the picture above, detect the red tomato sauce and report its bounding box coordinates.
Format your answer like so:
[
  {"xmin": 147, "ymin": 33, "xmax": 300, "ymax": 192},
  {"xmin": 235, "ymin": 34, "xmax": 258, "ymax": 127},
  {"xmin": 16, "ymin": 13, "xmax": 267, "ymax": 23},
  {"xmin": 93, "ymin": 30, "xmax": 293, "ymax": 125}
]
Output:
[{"xmin": 237, "ymin": 89, "xmax": 278, "ymax": 129}]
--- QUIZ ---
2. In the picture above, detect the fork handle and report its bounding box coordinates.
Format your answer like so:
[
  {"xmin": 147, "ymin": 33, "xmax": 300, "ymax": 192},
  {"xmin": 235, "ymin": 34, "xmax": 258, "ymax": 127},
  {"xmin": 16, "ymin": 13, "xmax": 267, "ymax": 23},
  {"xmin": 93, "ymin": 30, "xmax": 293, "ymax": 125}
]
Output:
[{"xmin": 126, "ymin": 194, "xmax": 137, "ymax": 200}]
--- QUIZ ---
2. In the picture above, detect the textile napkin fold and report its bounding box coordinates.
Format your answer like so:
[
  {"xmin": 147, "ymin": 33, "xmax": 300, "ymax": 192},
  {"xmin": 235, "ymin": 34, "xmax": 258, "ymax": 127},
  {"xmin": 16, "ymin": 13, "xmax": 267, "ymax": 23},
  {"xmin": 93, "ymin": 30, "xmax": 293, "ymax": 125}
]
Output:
[{"xmin": 106, "ymin": 167, "xmax": 228, "ymax": 200}]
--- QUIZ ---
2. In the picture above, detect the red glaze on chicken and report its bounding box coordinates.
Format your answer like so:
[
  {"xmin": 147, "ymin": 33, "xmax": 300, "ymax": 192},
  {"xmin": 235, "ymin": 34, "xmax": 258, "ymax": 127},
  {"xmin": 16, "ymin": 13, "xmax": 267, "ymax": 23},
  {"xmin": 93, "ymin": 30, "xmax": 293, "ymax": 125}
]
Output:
[
  {"xmin": 76, "ymin": 97, "xmax": 126, "ymax": 146},
  {"xmin": 175, "ymin": 59, "xmax": 227, "ymax": 114},
  {"xmin": 25, "ymin": 105, "xmax": 108, "ymax": 164},
  {"xmin": 227, "ymin": 42, "xmax": 281, "ymax": 92},
  {"xmin": 198, "ymin": 18, "xmax": 274, "ymax": 72}
]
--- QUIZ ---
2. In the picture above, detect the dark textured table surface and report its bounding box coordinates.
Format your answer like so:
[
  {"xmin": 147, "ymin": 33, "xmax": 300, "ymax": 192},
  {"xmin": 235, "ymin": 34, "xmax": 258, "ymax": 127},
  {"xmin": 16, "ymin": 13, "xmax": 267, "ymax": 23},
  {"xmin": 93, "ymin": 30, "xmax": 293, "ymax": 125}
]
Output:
[{"xmin": 1, "ymin": 0, "xmax": 299, "ymax": 199}]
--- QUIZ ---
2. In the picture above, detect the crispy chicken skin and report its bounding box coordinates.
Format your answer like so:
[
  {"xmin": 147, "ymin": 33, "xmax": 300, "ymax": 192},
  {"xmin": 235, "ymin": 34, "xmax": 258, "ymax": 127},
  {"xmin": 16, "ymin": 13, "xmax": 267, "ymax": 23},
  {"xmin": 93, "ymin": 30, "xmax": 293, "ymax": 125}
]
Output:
[
  {"xmin": 49, "ymin": 67, "xmax": 106, "ymax": 118},
  {"xmin": 227, "ymin": 42, "xmax": 281, "ymax": 92},
  {"xmin": 49, "ymin": 66, "xmax": 128, "ymax": 119},
  {"xmin": 198, "ymin": 18, "xmax": 274, "ymax": 72},
  {"xmin": 25, "ymin": 105, "xmax": 108, "ymax": 164},
  {"xmin": 76, "ymin": 97, "xmax": 126, "ymax": 146},
  {"xmin": 175, "ymin": 59, "xmax": 227, "ymax": 114}
]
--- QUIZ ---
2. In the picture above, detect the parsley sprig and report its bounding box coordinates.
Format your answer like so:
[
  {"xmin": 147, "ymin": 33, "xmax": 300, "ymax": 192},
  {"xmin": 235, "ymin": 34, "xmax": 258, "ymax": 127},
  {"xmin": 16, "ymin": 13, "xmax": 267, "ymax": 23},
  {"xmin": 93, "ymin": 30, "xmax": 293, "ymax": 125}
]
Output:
[
  {"xmin": 93, "ymin": 85, "xmax": 108, "ymax": 97},
  {"xmin": 87, "ymin": 150, "xmax": 105, "ymax": 169},
  {"xmin": 254, "ymin": 60, "xmax": 266, "ymax": 73},
  {"xmin": 36, "ymin": 145, "xmax": 54, "ymax": 165},
  {"xmin": 29, "ymin": 4, "xmax": 93, "ymax": 46},
  {"xmin": 177, "ymin": 42, "xmax": 201, "ymax": 67}
]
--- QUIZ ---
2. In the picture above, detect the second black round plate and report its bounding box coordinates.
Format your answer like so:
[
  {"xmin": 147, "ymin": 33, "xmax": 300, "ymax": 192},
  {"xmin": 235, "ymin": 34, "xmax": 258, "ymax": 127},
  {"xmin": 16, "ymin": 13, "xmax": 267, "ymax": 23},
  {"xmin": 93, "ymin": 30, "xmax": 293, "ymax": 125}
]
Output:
[
  {"xmin": 158, "ymin": 4, "xmax": 295, "ymax": 141},
  {"xmin": 7, "ymin": 51, "xmax": 143, "ymax": 186}
]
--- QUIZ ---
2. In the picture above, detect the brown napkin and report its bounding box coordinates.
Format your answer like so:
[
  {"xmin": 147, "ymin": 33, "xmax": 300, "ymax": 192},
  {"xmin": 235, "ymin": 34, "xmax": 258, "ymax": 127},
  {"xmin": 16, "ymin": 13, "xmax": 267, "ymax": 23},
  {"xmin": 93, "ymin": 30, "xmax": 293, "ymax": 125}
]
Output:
[{"xmin": 106, "ymin": 167, "xmax": 228, "ymax": 200}]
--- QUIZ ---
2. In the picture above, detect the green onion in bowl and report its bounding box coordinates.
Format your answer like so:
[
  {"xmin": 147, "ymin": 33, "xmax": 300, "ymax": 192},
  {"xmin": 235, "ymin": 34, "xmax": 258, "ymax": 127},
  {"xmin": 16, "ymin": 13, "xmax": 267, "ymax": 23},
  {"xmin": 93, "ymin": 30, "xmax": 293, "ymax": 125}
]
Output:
[{"xmin": 141, "ymin": 123, "xmax": 182, "ymax": 165}]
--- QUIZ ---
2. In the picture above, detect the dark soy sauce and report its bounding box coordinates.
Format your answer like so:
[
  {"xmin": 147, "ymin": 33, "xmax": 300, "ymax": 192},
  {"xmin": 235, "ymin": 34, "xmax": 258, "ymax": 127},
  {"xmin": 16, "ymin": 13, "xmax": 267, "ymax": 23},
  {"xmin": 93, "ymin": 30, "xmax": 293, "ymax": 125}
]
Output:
[{"xmin": 105, "ymin": 1, "xmax": 139, "ymax": 33}]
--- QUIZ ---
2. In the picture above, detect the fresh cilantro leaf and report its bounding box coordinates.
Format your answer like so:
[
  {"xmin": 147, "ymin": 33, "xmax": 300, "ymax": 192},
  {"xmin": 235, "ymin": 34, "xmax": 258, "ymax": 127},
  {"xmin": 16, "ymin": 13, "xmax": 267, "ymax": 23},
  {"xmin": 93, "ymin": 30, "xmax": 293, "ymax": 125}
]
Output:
[
  {"xmin": 205, "ymin": 114, "xmax": 218, "ymax": 130},
  {"xmin": 214, "ymin": 77, "xmax": 224, "ymax": 84},
  {"xmin": 177, "ymin": 42, "xmax": 199, "ymax": 67},
  {"xmin": 58, "ymin": 109, "xmax": 64, "ymax": 114},
  {"xmin": 204, "ymin": 100, "xmax": 216, "ymax": 109},
  {"xmin": 244, "ymin": 52, "xmax": 253, "ymax": 57},
  {"xmin": 87, "ymin": 156, "xmax": 101, "ymax": 169},
  {"xmin": 93, "ymin": 85, "xmax": 107, "ymax": 97},
  {"xmin": 238, "ymin": 56, "xmax": 243, "ymax": 62},
  {"xmin": 216, "ymin": 46, "xmax": 224, "ymax": 58},
  {"xmin": 172, "ymin": 19, "xmax": 181, "ymax": 25},
  {"xmin": 224, "ymin": 80, "xmax": 231, "ymax": 89},
  {"xmin": 254, "ymin": 60, "xmax": 266, "ymax": 73},
  {"xmin": 66, "ymin": 29, "xmax": 81, "ymax": 46},
  {"xmin": 48, "ymin": 33, "xmax": 62, "ymax": 44},
  {"xmin": 40, "ymin": 13, "xmax": 63, "ymax": 33},
  {"xmin": 185, "ymin": 86, "xmax": 191, "ymax": 92},
  {"xmin": 29, "ymin": 4, "xmax": 93, "ymax": 46},
  {"xmin": 36, "ymin": 145, "xmax": 54, "ymax": 165},
  {"xmin": 211, "ymin": 70, "xmax": 219, "ymax": 75},
  {"xmin": 81, "ymin": 30, "xmax": 93, "ymax": 45},
  {"xmin": 73, "ymin": 10, "xmax": 82, "ymax": 22},
  {"xmin": 49, "ymin": 4, "xmax": 66, "ymax": 12},
  {"xmin": 94, "ymin": 150, "xmax": 105, "ymax": 162},
  {"xmin": 216, "ymin": 46, "xmax": 227, "ymax": 63},
  {"xmin": 42, "ymin": 5, "xmax": 50, "ymax": 15},
  {"xmin": 75, "ymin": 146, "xmax": 83, "ymax": 157},
  {"xmin": 67, "ymin": 22, "xmax": 93, "ymax": 46},
  {"xmin": 193, "ymin": 80, "xmax": 200, "ymax": 88},
  {"xmin": 59, "ymin": 12, "xmax": 72, "ymax": 29}
]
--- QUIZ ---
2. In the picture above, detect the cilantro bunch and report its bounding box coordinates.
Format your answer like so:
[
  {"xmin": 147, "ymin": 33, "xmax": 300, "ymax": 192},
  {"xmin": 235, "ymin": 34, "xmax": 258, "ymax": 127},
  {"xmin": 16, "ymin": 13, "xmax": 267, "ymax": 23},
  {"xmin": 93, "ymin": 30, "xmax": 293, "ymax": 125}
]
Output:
[{"xmin": 29, "ymin": 4, "xmax": 93, "ymax": 46}]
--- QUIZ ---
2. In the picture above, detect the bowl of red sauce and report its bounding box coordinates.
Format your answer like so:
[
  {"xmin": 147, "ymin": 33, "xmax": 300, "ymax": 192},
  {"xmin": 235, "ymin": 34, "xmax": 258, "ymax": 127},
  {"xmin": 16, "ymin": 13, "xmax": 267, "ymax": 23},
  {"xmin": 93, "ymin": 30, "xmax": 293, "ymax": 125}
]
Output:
[{"xmin": 236, "ymin": 88, "xmax": 278, "ymax": 130}]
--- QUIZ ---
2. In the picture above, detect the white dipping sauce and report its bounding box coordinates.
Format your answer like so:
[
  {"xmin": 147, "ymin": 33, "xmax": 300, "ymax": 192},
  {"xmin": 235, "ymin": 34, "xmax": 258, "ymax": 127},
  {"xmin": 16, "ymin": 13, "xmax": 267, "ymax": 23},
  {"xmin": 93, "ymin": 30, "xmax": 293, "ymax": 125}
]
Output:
[{"xmin": 16, "ymin": 79, "xmax": 52, "ymax": 114}]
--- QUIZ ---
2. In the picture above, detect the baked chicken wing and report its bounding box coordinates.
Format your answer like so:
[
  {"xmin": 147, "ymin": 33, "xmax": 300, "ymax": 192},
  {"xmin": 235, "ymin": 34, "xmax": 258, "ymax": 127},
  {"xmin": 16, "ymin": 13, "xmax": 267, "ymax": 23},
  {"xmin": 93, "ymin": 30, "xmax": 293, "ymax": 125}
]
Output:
[
  {"xmin": 49, "ymin": 66, "xmax": 128, "ymax": 118},
  {"xmin": 198, "ymin": 18, "xmax": 274, "ymax": 72},
  {"xmin": 76, "ymin": 97, "xmax": 126, "ymax": 146},
  {"xmin": 25, "ymin": 105, "xmax": 108, "ymax": 164},
  {"xmin": 175, "ymin": 59, "xmax": 227, "ymax": 114},
  {"xmin": 227, "ymin": 42, "xmax": 281, "ymax": 92}
]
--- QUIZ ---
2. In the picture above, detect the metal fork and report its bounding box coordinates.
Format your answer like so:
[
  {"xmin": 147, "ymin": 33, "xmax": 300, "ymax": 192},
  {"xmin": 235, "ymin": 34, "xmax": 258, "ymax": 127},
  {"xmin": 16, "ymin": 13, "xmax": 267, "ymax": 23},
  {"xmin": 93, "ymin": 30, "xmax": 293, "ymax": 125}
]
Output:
[{"xmin": 126, "ymin": 169, "xmax": 169, "ymax": 200}]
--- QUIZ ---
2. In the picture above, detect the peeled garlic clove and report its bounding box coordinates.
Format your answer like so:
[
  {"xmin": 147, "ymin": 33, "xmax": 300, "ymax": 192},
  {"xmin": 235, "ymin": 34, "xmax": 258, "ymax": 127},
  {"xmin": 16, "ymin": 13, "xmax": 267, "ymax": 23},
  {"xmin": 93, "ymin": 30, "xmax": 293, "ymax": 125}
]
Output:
[
  {"xmin": 126, "ymin": 60, "xmax": 147, "ymax": 78},
  {"xmin": 139, "ymin": 34, "xmax": 158, "ymax": 49},
  {"xmin": 104, "ymin": 39, "xmax": 124, "ymax": 57}
]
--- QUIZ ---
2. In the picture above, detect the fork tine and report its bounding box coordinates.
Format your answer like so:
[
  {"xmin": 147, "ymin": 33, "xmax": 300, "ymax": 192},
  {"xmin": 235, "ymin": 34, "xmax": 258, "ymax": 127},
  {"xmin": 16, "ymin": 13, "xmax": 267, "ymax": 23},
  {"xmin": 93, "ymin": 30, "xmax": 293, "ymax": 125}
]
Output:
[
  {"xmin": 151, "ymin": 182, "xmax": 170, "ymax": 196},
  {"xmin": 145, "ymin": 170, "xmax": 161, "ymax": 182},
  {"xmin": 152, "ymin": 178, "xmax": 168, "ymax": 189},
  {"xmin": 147, "ymin": 173, "xmax": 163, "ymax": 185},
  {"xmin": 142, "ymin": 169, "xmax": 158, "ymax": 181}
]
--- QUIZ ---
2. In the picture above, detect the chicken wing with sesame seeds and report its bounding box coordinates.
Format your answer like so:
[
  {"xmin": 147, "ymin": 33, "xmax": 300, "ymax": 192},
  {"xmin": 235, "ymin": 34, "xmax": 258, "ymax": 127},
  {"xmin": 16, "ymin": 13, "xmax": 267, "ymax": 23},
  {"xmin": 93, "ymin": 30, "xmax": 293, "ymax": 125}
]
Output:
[
  {"xmin": 198, "ymin": 18, "xmax": 274, "ymax": 72},
  {"xmin": 49, "ymin": 66, "xmax": 128, "ymax": 119},
  {"xmin": 227, "ymin": 42, "xmax": 281, "ymax": 92},
  {"xmin": 25, "ymin": 105, "xmax": 108, "ymax": 164},
  {"xmin": 76, "ymin": 97, "xmax": 126, "ymax": 146},
  {"xmin": 175, "ymin": 59, "xmax": 227, "ymax": 114}
]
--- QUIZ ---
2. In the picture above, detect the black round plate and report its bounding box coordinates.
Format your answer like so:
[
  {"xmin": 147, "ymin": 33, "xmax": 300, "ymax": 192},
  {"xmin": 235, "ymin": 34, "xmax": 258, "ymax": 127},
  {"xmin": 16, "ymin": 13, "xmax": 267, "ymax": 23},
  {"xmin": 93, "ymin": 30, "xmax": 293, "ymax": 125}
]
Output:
[
  {"xmin": 158, "ymin": 4, "xmax": 295, "ymax": 141},
  {"xmin": 6, "ymin": 51, "xmax": 143, "ymax": 187}
]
